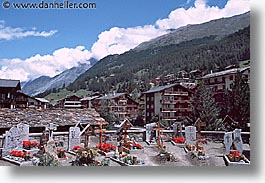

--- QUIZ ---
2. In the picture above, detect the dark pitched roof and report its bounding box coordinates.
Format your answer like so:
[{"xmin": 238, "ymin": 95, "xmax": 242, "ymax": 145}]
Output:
[
  {"xmin": 201, "ymin": 66, "xmax": 250, "ymax": 79},
  {"xmin": 97, "ymin": 93, "xmax": 125, "ymax": 100},
  {"xmin": 143, "ymin": 82, "xmax": 195, "ymax": 94},
  {"xmin": 142, "ymin": 83, "xmax": 177, "ymax": 94},
  {"xmin": 0, "ymin": 79, "xmax": 21, "ymax": 89}
]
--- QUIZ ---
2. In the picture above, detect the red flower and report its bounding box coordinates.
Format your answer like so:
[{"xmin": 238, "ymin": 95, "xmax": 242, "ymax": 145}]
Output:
[
  {"xmin": 10, "ymin": 150, "xmax": 26, "ymax": 157},
  {"xmin": 229, "ymin": 150, "xmax": 241, "ymax": 157},
  {"xmin": 173, "ymin": 137, "xmax": 185, "ymax": 144},
  {"xmin": 96, "ymin": 143, "xmax": 116, "ymax": 152},
  {"xmin": 72, "ymin": 146, "xmax": 83, "ymax": 151}
]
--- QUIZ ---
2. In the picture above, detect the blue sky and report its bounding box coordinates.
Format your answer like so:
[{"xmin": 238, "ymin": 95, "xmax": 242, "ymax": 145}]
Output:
[
  {"xmin": 0, "ymin": 0, "xmax": 249, "ymax": 81},
  {"xmin": 0, "ymin": 0, "xmax": 197, "ymax": 59}
]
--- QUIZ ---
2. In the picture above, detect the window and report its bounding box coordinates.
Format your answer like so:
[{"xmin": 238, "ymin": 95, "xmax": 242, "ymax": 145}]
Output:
[{"xmin": 151, "ymin": 104, "xmax": 154, "ymax": 109}]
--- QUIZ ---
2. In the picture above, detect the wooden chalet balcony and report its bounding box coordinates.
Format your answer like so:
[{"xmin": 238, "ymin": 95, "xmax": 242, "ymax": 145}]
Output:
[
  {"xmin": 161, "ymin": 108, "xmax": 192, "ymax": 112},
  {"xmin": 161, "ymin": 100, "xmax": 190, "ymax": 104},
  {"xmin": 164, "ymin": 91, "xmax": 188, "ymax": 96}
]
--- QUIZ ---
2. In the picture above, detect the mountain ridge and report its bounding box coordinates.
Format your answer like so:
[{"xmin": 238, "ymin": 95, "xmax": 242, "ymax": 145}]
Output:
[{"xmin": 22, "ymin": 58, "xmax": 97, "ymax": 96}]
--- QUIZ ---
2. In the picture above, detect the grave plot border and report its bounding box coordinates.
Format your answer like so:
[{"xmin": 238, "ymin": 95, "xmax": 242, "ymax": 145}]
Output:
[{"xmin": 223, "ymin": 154, "xmax": 250, "ymax": 166}]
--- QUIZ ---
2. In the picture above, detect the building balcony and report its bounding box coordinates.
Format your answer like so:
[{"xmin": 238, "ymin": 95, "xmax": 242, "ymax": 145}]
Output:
[
  {"xmin": 164, "ymin": 91, "xmax": 189, "ymax": 96},
  {"xmin": 161, "ymin": 108, "xmax": 192, "ymax": 112},
  {"xmin": 161, "ymin": 100, "xmax": 190, "ymax": 104}
]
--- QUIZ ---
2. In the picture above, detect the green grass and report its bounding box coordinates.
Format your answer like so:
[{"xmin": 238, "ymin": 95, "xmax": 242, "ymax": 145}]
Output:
[{"xmin": 45, "ymin": 89, "xmax": 91, "ymax": 105}]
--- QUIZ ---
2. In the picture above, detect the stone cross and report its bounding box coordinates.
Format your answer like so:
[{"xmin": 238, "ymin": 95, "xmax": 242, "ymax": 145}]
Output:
[
  {"xmin": 233, "ymin": 129, "xmax": 243, "ymax": 154},
  {"xmin": 223, "ymin": 132, "xmax": 233, "ymax": 154},
  {"xmin": 95, "ymin": 119, "xmax": 106, "ymax": 146},
  {"xmin": 45, "ymin": 123, "xmax": 58, "ymax": 140},
  {"xmin": 173, "ymin": 122, "xmax": 183, "ymax": 138},
  {"xmin": 69, "ymin": 127, "xmax": 81, "ymax": 150},
  {"xmin": 185, "ymin": 126, "xmax": 196, "ymax": 146}
]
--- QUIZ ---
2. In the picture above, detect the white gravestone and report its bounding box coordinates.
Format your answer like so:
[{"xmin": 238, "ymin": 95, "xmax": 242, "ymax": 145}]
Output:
[
  {"xmin": 2, "ymin": 127, "xmax": 23, "ymax": 156},
  {"xmin": 145, "ymin": 123, "xmax": 156, "ymax": 143},
  {"xmin": 69, "ymin": 127, "xmax": 81, "ymax": 150},
  {"xmin": 233, "ymin": 129, "xmax": 243, "ymax": 154},
  {"xmin": 17, "ymin": 123, "xmax": 29, "ymax": 141},
  {"xmin": 224, "ymin": 132, "xmax": 233, "ymax": 154},
  {"xmin": 185, "ymin": 126, "xmax": 196, "ymax": 146}
]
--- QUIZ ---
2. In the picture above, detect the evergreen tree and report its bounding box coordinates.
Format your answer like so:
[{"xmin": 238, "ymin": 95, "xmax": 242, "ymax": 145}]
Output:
[
  {"xmin": 191, "ymin": 81, "xmax": 221, "ymax": 130},
  {"xmin": 226, "ymin": 72, "xmax": 250, "ymax": 131}
]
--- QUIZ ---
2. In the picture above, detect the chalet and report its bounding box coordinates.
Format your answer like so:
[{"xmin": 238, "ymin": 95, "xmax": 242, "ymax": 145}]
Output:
[
  {"xmin": 28, "ymin": 97, "xmax": 50, "ymax": 109},
  {"xmin": 0, "ymin": 79, "xmax": 21, "ymax": 109},
  {"xmin": 142, "ymin": 82, "xmax": 194, "ymax": 126},
  {"xmin": 200, "ymin": 66, "xmax": 250, "ymax": 105},
  {"xmin": 15, "ymin": 92, "xmax": 29, "ymax": 108},
  {"xmin": 81, "ymin": 95, "xmax": 100, "ymax": 108},
  {"xmin": 58, "ymin": 95, "xmax": 82, "ymax": 108},
  {"xmin": 94, "ymin": 93, "xmax": 138, "ymax": 122}
]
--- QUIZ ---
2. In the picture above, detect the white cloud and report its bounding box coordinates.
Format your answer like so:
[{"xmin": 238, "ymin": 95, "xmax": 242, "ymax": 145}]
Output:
[
  {"xmin": 90, "ymin": 25, "xmax": 168, "ymax": 59},
  {"xmin": 0, "ymin": 21, "xmax": 57, "ymax": 40},
  {"xmin": 156, "ymin": 0, "xmax": 250, "ymax": 30},
  {"xmin": 90, "ymin": 0, "xmax": 249, "ymax": 60},
  {"xmin": 0, "ymin": 46, "xmax": 91, "ymax": 81}
]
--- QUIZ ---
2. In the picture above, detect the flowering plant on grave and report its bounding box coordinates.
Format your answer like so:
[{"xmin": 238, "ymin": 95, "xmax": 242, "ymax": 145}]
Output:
[
  {"xmin": 226, "ymin": 150, "xmax": 248, "ymax": 162},
  {"xmin": 23, "ymin": 140, "xmax": 39, "ymax": 150},
  {"xmin": 71, "ymin": 147, "xmax": 101, "ymax": 166},
  {"xmin": 96, "ymin": 142, "xmax": 116, "ymax": 153},
  {"xmin": 10, "ymin": 150, "xmax": 31, "ymax": 160},
  {"xmin": 124, "ymin": 141, "xmax": 144, "ymax": 149},
  {"xmin": 72, "ymin": 146, "xmax": 83, "ymax": 151},
  {"xmin": 56, "ymin": 148, "xmax": 66, "ymax": 158},
  {"xmin": 173, "ymin": 137, "xmax": 185, "ymax": 144}
]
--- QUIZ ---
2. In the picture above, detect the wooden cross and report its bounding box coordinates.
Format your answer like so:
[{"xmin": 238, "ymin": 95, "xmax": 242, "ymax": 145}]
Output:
[
  {"xmin": 121, "ymin": 119, "xmax": 133, "ymax": 144},
  {"xmin": 153, "ymin": 122, "xmax": 164, "ymax": 148},
  {"xmin": 95, "ymin": 119, "xmax": 106, "ymax": 146},
  {"xmin": 194, "ymin": 118, "xmax": 206, "ymax": 140}
]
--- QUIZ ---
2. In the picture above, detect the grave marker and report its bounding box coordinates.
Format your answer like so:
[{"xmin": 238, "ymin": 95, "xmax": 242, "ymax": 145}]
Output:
[
  {"xmin": 45, "ymin": 123, "xmax": 58, "ymax": 140},
  {"xmin": 233, "ymin": 129, "xmax": 243, "ymax": 154},
  {"xmin": 2, "ymin": 126, "xmax": 24, "ymax": 156},
  {"xmin": 69, "ymin": 127, "xmax": 81, "ymax": 150},
  {"xmin": 185, "ymin": 126, "xmax": 196, "ymax": 146},
  {"xmin": 224, "ymin": 132, "xmax": 233, "ymax": 154},
  {"xmin": 173, "ymin": 122, "xmax": 183, "ymax": 138},
  {"xmin": 145, "ymin": 123, "xmax": 156, "ymax": 143},
  {"xmin": 17, "ymin": 123, "xmax": 29, "ymax": 141},
  {"xmin": 45, "ymin": 140, "xmax": 58, "ymax": 158}
]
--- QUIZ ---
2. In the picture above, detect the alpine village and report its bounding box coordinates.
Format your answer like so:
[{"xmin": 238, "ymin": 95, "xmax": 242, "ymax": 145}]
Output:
[{"xmin": 0, "ymin": 12, "xmax": 250, "ymax": 166}]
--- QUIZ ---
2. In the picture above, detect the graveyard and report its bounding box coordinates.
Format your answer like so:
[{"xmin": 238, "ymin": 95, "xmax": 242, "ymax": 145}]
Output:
[{"xmin": 0, "ymin": 109, "xmax": 250, "ymax": 167}]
